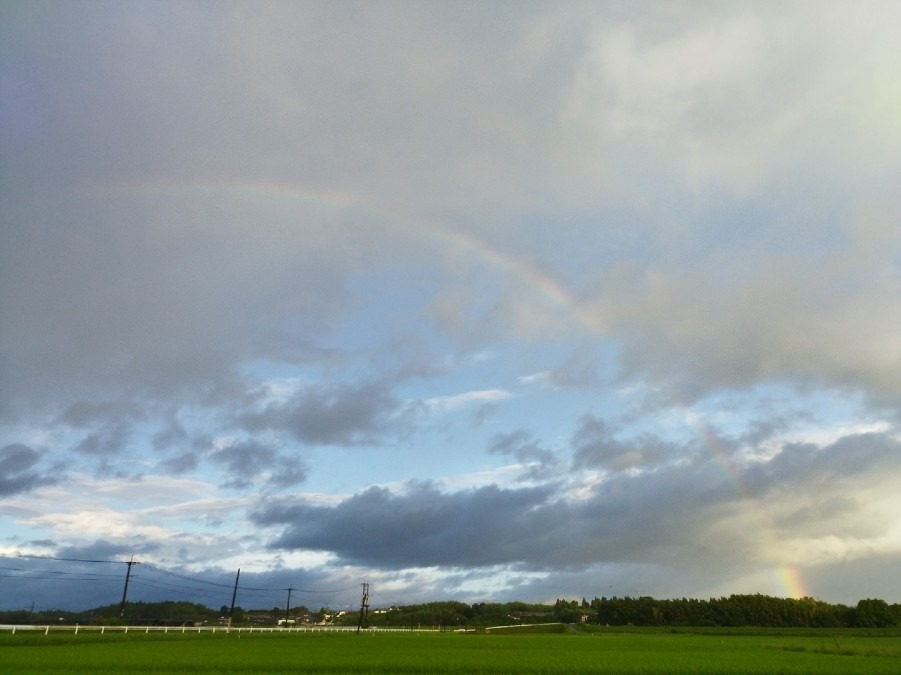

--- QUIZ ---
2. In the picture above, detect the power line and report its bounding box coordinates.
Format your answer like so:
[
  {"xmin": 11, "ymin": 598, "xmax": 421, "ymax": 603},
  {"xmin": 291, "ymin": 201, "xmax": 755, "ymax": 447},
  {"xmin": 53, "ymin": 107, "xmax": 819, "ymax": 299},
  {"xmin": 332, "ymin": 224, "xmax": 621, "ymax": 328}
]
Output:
[
  {"xmin": 0, "ymin": 574, "xmax": 120, "ymax": 584},
  {"xmin": 140, "ymin": 564, "xmax": 235, "ymax": 589},
  {"xmin": 0, "ymin": 565, "xmax": 122, "ymax": 579},
  {"xmin": 11, "ymin": 554, "xmax": 132, "ymax": 564},
  {"xmin": 139, "ymin": 562, "xmax": 354, "ymax": 594},
  {"xmin": 1, "ymin": 554, "xmax": 358, "ymax": 608}
]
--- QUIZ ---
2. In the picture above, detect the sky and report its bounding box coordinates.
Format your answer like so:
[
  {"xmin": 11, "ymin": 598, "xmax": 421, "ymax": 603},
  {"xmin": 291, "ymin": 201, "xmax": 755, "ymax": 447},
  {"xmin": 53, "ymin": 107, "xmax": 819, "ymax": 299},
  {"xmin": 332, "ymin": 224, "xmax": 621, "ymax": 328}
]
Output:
[{"xmin": 2, "ymin": 1, "xmax": 901, "ymax": 613}]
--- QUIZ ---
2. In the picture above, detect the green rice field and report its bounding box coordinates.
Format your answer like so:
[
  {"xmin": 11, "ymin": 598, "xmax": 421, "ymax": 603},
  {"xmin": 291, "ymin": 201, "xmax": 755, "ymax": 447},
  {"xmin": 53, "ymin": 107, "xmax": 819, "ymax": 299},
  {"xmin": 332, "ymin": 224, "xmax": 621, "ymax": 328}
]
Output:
[{"xmin": 2, "ymin": 627, "xmax": 900, "ymax": 674}]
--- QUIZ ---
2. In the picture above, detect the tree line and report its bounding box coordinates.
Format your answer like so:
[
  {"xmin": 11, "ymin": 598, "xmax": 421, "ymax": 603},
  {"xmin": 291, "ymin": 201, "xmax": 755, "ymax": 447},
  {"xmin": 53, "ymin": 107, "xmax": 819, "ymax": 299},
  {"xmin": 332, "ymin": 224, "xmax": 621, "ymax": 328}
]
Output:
[
  {"xmin": 565, "ymin": 595, "xmax": 900, "ymax": 628},
  {"xmin": 1, "ymin": 594, "xmax": 898, "ymax": 629}
]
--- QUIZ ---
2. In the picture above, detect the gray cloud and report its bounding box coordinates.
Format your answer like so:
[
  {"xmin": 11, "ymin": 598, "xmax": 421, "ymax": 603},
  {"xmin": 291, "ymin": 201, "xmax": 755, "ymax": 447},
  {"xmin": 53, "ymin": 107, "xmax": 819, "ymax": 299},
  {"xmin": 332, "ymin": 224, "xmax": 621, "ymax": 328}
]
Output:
[
  {"xmin": 0, "ymin": 443, "xmax": 54, "ymax": 496},
  {"xmin": 2, "ymin": 1, "xmax": 900, "ymax": 610},
  {"xmin": 240, "ymin": 381, "xmax": 414, "ymax": 447},
  {"xmin": 579, "ymin": 226, "xmax": 901, "ymax": 402},
  {"xmin": 72, "ymin": 423, "xmax": 133, "ymax": 456},
  {"xmin": 773, "ymin": 495, "xmax": 858, "ymax": 533},
  {"xmin": 1, "ymin": 192, "xmax": 362, "ymax": 410},
  {"xmin": 160, "ymin": 451, "xmax": 200, "ymax": 475},
  {"xmin": 744, "ymin": 431, "xmax": 901, "ymax": 497},
  {"xmin": 256, "ymin": 428, "xmax": 901, "ymax": 581},
  {"xmin": 0, "ymin": 443, "xmax": 41, "ymax": 474},
  {"xmin": 265, "ymin": 457, "xmax": 309, "ymax": 490},
  {"xmin": 255, "ymin": 483, "xmax": 561, "ymax": 569},
  {"xmin": 4, "ymin": 1, "xmax": 899, "ymax": 410},
  {"xmin": 59, "ymin": 400, "xmax": 146, "ymax": 428},
  {"xmin": 488, "ymin": 429, "xmax": 562, "ymax": 479},
  {"xmin": 208, "ymin": 439, "xmax": 307, "ymax": 490},
  {"xmin": 547, "ymin": 354, "xmax": 601, "ymax": 389},
  {"xmin": 571, "ymin": 414, "xmax": 677, "ymax": 472},
  {"xmin": 254, "ymin": 466, "xmax": 737, "ymax": 572},
  {"xmin": 151, "ymin": 418, "xmax": 191, "ymax": 451},
  {"xmin": 57, "ymin": 538, "xmax": 160, "ymax": 562},
  {"xmin": 209, "ymin": 440, "xmax": 278, "ymax": 490}
]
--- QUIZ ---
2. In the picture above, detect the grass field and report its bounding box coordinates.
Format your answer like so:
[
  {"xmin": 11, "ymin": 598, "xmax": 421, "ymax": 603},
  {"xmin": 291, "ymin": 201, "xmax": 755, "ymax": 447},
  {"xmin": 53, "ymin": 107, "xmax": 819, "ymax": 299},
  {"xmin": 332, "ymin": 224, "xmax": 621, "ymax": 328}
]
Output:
[{"xmin": 2, "ymin": 627, "xmax": 900, "ymax": 673}]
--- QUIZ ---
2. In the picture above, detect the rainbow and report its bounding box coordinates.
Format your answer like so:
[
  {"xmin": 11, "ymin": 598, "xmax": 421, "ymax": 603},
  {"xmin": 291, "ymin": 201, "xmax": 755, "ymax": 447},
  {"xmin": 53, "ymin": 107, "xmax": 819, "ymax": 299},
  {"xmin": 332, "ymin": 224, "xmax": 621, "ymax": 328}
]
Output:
[
  {"xmin": 81, "ymin": 176, "xmax": 807, "ymax": 599},
  {"xmin": 681, "ymin": 407, "xmax": 808, "ymax": 599},
  {"xmin": 776, "ymin": 565, "xmax": 808, "ymax": 600},
  {"xmin": 84, "ymin": 177, "xmax": 603, "ymax": 336}
]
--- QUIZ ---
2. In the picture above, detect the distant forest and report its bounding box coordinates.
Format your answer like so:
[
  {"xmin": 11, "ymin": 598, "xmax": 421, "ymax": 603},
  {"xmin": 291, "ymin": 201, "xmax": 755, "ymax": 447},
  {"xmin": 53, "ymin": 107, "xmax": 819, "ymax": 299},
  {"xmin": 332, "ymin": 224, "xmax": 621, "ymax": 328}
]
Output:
[{"xmin": 2, "ymin": 595, "xmax": 899, "ymax": 629}]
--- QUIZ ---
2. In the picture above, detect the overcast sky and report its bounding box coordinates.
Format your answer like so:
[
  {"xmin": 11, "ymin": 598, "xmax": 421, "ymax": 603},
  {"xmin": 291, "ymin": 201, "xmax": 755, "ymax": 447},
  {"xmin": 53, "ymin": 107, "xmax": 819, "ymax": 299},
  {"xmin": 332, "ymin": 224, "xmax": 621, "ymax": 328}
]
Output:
[{"xmin": 2, "ymin": 1, "xmax": 901, "ymax": 613}]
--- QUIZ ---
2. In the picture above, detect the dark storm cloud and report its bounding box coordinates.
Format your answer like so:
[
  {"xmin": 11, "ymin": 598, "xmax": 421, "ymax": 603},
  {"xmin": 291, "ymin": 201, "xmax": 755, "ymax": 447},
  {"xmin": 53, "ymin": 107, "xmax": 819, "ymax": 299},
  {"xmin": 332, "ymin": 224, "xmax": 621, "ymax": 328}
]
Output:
[
  {"xmin": 240, "ymin": 381, "xmax": 415, "ymax": 447},
  {"xmin": 0, "ymin": 443, "xmax": 54, "ymax": 496}
]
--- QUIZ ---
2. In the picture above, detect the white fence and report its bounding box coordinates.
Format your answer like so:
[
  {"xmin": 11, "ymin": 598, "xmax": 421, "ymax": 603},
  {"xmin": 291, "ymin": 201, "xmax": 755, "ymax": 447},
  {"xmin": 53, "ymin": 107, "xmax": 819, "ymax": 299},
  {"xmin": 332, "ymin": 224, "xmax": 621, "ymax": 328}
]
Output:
[{"xmin": 0, "ymin": 624, "xmax": 440, "ymax": 635}]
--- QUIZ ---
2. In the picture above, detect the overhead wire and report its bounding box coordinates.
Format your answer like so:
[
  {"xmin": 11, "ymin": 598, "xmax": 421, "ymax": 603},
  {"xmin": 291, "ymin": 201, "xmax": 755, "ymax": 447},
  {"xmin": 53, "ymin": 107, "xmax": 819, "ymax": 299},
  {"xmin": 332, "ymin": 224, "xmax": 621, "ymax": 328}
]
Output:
[
  {"xmin": 11, "ymin": 553, "xmax": 132, "ymax": 564},
  {"xmin": 1, "ymin": 554, "xmax": 357, "ymax": 606}
]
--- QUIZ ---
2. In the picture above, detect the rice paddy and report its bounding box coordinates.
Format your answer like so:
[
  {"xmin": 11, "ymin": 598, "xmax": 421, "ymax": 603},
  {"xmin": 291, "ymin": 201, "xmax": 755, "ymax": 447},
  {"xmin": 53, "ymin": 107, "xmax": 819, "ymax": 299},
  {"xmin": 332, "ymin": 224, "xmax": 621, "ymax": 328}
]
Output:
[{"xmin": 2, "ymin": 626, "xmax": 900, "ymax": 674}]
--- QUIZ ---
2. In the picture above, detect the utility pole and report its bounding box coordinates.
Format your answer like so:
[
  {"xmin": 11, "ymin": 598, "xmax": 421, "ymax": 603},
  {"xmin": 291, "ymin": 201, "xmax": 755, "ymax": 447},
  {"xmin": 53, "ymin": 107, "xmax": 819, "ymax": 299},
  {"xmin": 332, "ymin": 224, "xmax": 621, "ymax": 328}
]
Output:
[
  {"xmin": 227, "ymin": 568, "xmax": 240, "ymax": 631},
  {"xmin": 357, "ymin": 582, "xmax": 370, "ymax": 633},
  {"xmin": 284, "ymin": 587, "xmax": 293, "ymax": 627},
  {"xmin": 119, "ymin": 556, "xmax": 138, "ymax": 618}
]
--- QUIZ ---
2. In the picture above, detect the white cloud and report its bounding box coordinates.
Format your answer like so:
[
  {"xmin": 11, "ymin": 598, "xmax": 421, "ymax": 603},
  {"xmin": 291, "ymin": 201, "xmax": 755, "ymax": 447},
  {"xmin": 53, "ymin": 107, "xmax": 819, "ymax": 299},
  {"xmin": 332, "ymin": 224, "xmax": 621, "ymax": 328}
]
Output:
[
  {"xmin": 423, "ymin": 389, "xmax": 513, "ymax": 414},
  {"xmin": 565, "ymin": 2, "xmax": 901, "ymax": 193}
]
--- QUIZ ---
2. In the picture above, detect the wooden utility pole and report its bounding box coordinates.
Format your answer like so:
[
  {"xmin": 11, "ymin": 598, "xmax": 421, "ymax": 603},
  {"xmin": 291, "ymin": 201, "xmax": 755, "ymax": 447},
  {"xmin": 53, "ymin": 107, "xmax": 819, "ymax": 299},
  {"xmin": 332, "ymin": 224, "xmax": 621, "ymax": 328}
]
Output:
[
  {"xmin": 284, "ymin": 587, "xmax": 294, "ymax": 627},
  {"xmin": 357, "ymin": 582, "xmax": 370, "ymax": 633},
  {"xmin": 227, "ymin": 568, "xmax": 240, "ymax": 630},
  {"xmin": 119, "ymin": 556, "xmax": 138, "ymax": 618}
]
